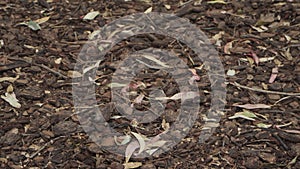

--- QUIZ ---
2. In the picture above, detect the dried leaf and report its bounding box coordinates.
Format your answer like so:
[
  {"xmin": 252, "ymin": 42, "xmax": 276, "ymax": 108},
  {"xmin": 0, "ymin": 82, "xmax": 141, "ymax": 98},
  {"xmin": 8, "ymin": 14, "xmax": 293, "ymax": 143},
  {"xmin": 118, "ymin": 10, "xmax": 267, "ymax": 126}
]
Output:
[
  {"xmin": 281, "ymin": 48, "xmax": 293, "ymax": 60},
  {"xmin": 251, "ymin": 25, "xmax": 268, "ymax": 32},
  {"xmin": 108, "ymin": 83, "xmax": 128, "ymax": 88},
  {"xmin": 145, "ymin": 148, "xmax": 159, "ymax": 155},
  {"xmin": 164, "ymin": 4, "xmax": 171, "ymax": 9},
  {"xmin": 27, "ymin": 20, "xmax": 41, "ymax": 31},
  {"xmin": 287, "ymin": 156, "xmax": 298, "ymax": 169},
  {"xmin": 67, "ymin": 71, "xmax": 82, "ymax": 78},
  {"xmin": 133, "ymin": 93, "xmax": 145, "ymax": 104},
  {"xmin": 233, "ymin": 103, "xmax": 272, "ymax": 109},
  {"xmin": 144, "ymin": 7, "xmax": 152, "ymax": 13},
  {"xmin": 125, "ymin": 141, "xmax": 139, "ymax": 163},
  {"xmin": 123, "ymin": 162, "xmax": 142, "ymax": 169},
  {"xmin": 161, "ymin": 119, "xmax": 169, "ymax": 131},
  {"xmin": 226, "ymin": 69, "xmax": 236, "ymax": 76},
  {"xmin": 229, "ymin": 110, "xmax": 257, "ymax": 121},
  {"xmin": 114, "ymin": 135, "xmax": 131, "ymax": 146},
  {"xmin": 207, "ymin": 0, "xmax": 227, "ymax": 4},
  {"xmin": 83, "ymin": 11, "xmax": 100, "ymax": 20},
  {"xmin": 83, "ymin": 60, "xmax": 101, "ymax": 74},
  {"xmin": 211, "ymin": 31, "xmax": 224, "ymax": 46},
  {"xmin": 250, "ymin": 51, "xmax": 259, "ymax": 65},
  {"xmin": 256, "ymin": 123, "xmax": 272, "ymax": 128},
  {"xmin": 131, "ymin": 132, "xmax": 146, "ymax": 155},
  {"xmin": 54, "ymin": 58, "xmax": 62, "ymax": 64},
  {"xmin": 142, "ymin": 54, "xmax": 170, "ymax": 68},
  {"xmin": 7, "ymin": 84, "xmax": 13, "ymax": 93},
  {"xmin": 269, "ymin": 67, "xmax": 278, "ymax": 83},
  {"xmin": 35, "ymin": 16, "xmax": 50, "ymax": 24},
  {"xmin": 224, "ymin": 41, "xmax": 233, "ymax": 54},
  {"xmin": 259, "ymin": 56, "xmax": 275, "ymax": 62},
  {"xmin": 1, "ymin": 92, "xmax": 21, "ymax": 108},
  {"xmin": 0, "ymin": 75, "xmax": 19, "ymax": 83}
]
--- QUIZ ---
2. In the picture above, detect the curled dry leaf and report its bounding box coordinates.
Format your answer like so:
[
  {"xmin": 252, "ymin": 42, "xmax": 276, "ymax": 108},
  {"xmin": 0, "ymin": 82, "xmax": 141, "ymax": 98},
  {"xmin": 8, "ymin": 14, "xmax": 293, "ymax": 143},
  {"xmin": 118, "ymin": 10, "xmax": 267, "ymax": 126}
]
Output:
[
  {"xmin": 114, "ymin": 135, "xmax": 131, "ymax": 146},
  {"xmin": 224, "ymin": 40, "xmax": 233, "ymax": 54},
  {"xmin": 125, "ymin": 141, "xmax": 139, "ymax": 163},
  {"xmin": 1, "ymin": 92, "xmax": 21, "ymax": 108},
  {"xmin": 131, "ymin": 132, "xmax": 146, "ymax": 155}
]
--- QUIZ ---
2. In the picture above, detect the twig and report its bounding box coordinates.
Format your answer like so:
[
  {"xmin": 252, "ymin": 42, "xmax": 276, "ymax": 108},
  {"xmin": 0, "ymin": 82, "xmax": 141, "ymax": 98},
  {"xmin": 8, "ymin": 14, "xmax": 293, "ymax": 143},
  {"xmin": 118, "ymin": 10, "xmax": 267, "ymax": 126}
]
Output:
[
  {"xmin": 272, "ymin": 133, "xmax": 290, "ymax": 151},
  {"xmin": 230, "ymin": 82, "xmax": 300, "ymax": 96},
  {"xmin": 36, "ymin": 63, "xmax": 69, "ymax": 79},
  {"xmin": 8, "ymin": 57, "xmax": 69, "ymax": 79},
  {"xmin": 29, "ymin": 136, "xmax": 65, "ymax": 159}
]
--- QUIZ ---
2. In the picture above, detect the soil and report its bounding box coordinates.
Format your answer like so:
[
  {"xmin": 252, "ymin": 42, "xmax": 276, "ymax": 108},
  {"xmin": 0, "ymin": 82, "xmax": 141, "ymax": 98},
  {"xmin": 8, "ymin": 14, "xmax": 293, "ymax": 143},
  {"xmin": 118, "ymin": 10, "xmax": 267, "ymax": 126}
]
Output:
[{"xmin": 0, "ymin": 0, "xmax": 300, "ymax": 169}]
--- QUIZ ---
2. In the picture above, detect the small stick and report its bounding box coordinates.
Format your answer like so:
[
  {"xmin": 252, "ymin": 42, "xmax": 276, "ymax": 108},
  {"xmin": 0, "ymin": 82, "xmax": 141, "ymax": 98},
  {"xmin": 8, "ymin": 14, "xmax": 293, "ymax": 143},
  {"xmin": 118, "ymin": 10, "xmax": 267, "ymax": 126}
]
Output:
[
  {"xmin": 230, "ymin": 82, "xmax": 300, "ymax": 96},
  {"xmin": 29, "ymin": 136, "xmax": 65, "ymax": 159},
  {"xmin": 35, "ymin": 63, "xmax": 69, "ymax": 79}
]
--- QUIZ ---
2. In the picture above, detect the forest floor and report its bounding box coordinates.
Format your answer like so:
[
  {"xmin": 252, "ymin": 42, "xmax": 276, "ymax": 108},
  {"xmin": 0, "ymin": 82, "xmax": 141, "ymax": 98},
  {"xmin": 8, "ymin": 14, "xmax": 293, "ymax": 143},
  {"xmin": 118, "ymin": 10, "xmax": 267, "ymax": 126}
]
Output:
[{"xmin": 0, "ymin": 0, "xmax": 300, "ymax": 168}]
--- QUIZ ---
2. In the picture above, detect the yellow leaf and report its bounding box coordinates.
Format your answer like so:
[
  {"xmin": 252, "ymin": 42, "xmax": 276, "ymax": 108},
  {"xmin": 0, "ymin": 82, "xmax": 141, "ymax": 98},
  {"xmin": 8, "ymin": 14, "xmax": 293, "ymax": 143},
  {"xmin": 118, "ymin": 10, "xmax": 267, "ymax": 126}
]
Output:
[
  {"xmin": 123, "ymin": 162, "xmax": 142, "ymax": 169},
  {"xmin": 35, "ymin": 16, "xmax": 50, "ymax": 24}
]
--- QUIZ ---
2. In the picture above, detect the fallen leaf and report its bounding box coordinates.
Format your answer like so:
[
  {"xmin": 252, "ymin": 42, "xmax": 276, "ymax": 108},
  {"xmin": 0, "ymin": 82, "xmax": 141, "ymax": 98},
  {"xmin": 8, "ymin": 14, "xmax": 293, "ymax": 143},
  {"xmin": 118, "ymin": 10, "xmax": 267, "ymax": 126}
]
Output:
[
  {"xmin": 154, "ymin": 91, "xmax": 198, "ymax": 100},
  {"xmin": 144, "ymin": 7, "xmax": 152, "ymax": 13},
  {"xmin": 207, "ymin": 0, "xmax": 227, "ymax": 4},
  {"xmin": 83, "ymin": 60, "xmax": 101, "ymax": 74},
  {"xmin": 256, "ymin": 123, "xmax": 272, "ymax": 128},
  {"xmin": 7, "ymin": 84, "xmax": 13, "ymax": 93},
  {"xmin": 164, "ymin": 4, "xmax": 171, "ymax": 9},
  {"xmin": 35, "ymin": 16, "xmax": 50, "ymax": 24},
  {"xmin": 125, "ymin": 141, "xmax": 139, "ymax": 163},
  {"xmin": 142, "ymin": 54, "xmax": 170, "ymax": 68},
  {"xmin": 133, "ymin": 93, "xmax": 145, "ymax": 104},
  {"xmin": 145, "ymin": 148, "xmax": 159, "ymax": 155},
  {"xmin": 259, "ymin": 56, "xmax": 275, "ymax": 62},
  {"xmin": 269, "ymin": 67, "xmax": 278, "ymax": 83},
  {"xmin": 0, "ymin": 75, "xmax": 19, "ymax": 83},
  {"xmin": 83, "ymin": 11, "xmax": 100, "ymax": 20},
  {"xmin": 226, "ymin": 69, "xmax": 236, "ymax": 76},
  {"xmin": 114, "ymin": 135, "xmax": 131, "ymax": 146},
  {"xmin": 249, "ymin": 51, "xmax": 259, "ymax": 65},
  {"xmin": 123, "ymin": 162, "xmax": 142, "ymax": 169},
  {"xmin": 251, "ymin": 25, "xmax": 268, "ymax": 32},
  {"xmin": 67, "ymin": 71, "xmax": 82, "ymax": 78},
  {"xmin": 211, "ymin": 31, "xmax": 224, "ymax": 46},
  {"xmin": 131, "ymin": 132, "xmax": 146, "ymax": 155},
  {"xmin": 233, "ymin": 103, "xmax": 272, "ymax": 109},
  {"xmin": 27, "ymin": 20, "xmax": 41, "ymax": 31},
  {"xmin": 224, "ymin": 41, "xmax": 233, "ymax": 54},
  {"xmin": 1, "ymin": 92, "xmax": 21, "ymax": 108},
  {"xmin": 229, "ymin": 109, "xmax": 258, "ymax": 121},
  {"xmin": 54, "ymin": 58, "xmax": 62, "ymax": 64},
  {"xmin": 108, "ymin": 83, "xmax": 128, "ymax": 88}
]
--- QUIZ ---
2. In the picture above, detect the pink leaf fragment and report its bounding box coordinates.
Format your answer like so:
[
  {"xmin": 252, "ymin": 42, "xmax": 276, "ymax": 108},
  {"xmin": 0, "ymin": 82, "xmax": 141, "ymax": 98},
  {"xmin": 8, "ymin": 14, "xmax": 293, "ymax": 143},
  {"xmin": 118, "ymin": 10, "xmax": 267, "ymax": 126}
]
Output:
[
  {"xmin": 269, "ymin": 67, "xmax": 278, "ymax": 83},
  {"xmin": 188, "ymin": 69, "xmax": 200, "ymax": 85},
  {"xmin": 250, "ymin": 51, "xmax": 259, "ymax": 65}
]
